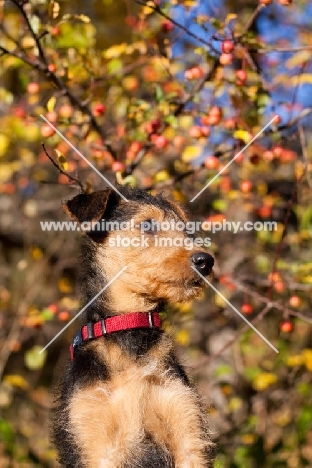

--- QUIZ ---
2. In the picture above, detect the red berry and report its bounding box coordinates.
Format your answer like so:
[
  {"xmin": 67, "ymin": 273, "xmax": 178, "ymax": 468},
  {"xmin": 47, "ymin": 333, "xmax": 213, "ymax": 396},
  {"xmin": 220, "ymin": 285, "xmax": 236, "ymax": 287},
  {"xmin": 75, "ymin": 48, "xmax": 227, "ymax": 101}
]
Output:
[
  {"xmin": 208, "ymin": 106, "xmax": 222, "ymax": 125},
  {"xmin": 263, "ymin": 150, "xmax": 274, "ymax": 161},
  {"xmin": 145, "ymin": 119, "xmax": 161, "ymax": 134},
  {"xmin": 289, "ymin": 295, "xmax": 301, "ymax": 308},
  {"xmin": 191, "ymin": 67, "xmax": 204, "ymax": 79},
  {"xmin": 241, "ymin": 303, "xmax": 253, "ymax": 314},
  {"xmin": 280, "ymin": 320, "xmax": 293, "ymax": 333},
  {"xmin": 240, "ymin": 180, "xmax": 253, "ymax": 193},
  {"xmin": 58, "ymin": 311, "xmax": 69, "ymax": 321},
  {"xmin": 273, "ymin": 145, "xmax": 283, "ymax": 158},
  {"xmin": 51, "ymin": 26, "xmax": 60, "ymax": 36},
  {"xmin": 48, "ymin": 63, "xmax": 56, "ymax": 73},
  {"xmin": 201, "ymin": 126, "xmax": 210, "ymax": 137},
  {"xmin": 189, "ymin": 126, "xmax": 203, "ymax": 138},
  {"xmin": 221, "ymin": 40, "xmax": 235, "ymax": 54},
  {"xmin": 48, "ymin": 304, "xmax": 58, "ymax": 314},
  {"xmin": 258, "ymin": 205, "xmax": 272, "ymax": 218},
  {"xmin": 58, "ymin": 104, "xmax": 73, "ymax": 118},
  {"xmin": 274, "ymin": 281, "xmax": 285, "ymax": 293},
  {"xmin": 224, "ymin": 117, "xmax": 236, "ymax": 130},
  {"xmin": 46, "ymin": 111, "xmax": 58, "ymax": 123},
  {"xmin": 184, "ymin": 69, "xmax": 194, "ymax": 80},
  {"xmin": 219, "ymin": 53, "xmax": 233, "ymax": 65},
  {"xmin": 274, "ymin": 114, "xmax": 282, "ymax": 125},
  {"xmin": 153, "ymin": 135, "xmax": 168, "ymax": 149},
  {"xmin": 93, "ymin": 103, "xmax": 106, "ymax": 116},
  {"xmin": 13, "ymin": 106, "xmax": 26, "ymax": 118},
  {"xmin": 112, "ymin": 161, "xmax": 125, "ymax": 172},
  {"xmin": 27, "ymin": 82, "xmax": 39, "ymax": 94},
  {"xmin": 204, "ymin": 156, "xmax": 219, "ymax": 169},
  {"xmin": 235, "ymin": 69, "xmax": 247, "ymax": 85},
  {"xmin": 162, "ymin": 20, "xmax": 174, "ymax": 33},
  {"xmin": 250, "ymin": 154, "xmax": 260, "ymax": 165},
  {"xmin": 41, "ymin": 124, "xmax": 55, "ymax": 138}
]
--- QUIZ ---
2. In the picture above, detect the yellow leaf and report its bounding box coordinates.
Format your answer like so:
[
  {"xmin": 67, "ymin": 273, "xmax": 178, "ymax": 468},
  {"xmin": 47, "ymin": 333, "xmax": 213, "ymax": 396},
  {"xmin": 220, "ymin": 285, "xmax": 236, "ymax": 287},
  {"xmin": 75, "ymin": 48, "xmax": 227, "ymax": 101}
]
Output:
[
  {"xmin": 172, "ymin": 190, "xmax": 186, "ymax": 203},
  {"xmin": 4, "ymin": 375, "xmax": 29, "ymax": 390},
  {"xmin": 104, "ymin": 43, "xmax": 127, "ymax": 59},
  {"xmin": 225, "ymin": 13, "xmax": 237, "ymax": 24},
  {"xmin": 285, "ymin": 50, "xmax": 312, "ymax": 69},
  {"xmin": 233, "ymin": 130, "xmax": 252, "ymax": 144},
  {"xmin": 176, "ymin": 302, "xmax": 192, "ymax": 313},
  {"xmin": 58, "ymin": 277, "xmax": 73, "ymax": 293},
  {"xmin": 154, "ymin": 170, "xmax": 170, "ymax": 182},
  {"xmin": 175, "ymin": 329, "xmax": 190, "ymax": 346},
  {"xmin": 77, "ymin": 14, "xmax": 91, "ymax": 23},
  {"xmin": 0, "ymin": 134, "xmax": 9, "ymax": 157},
  {"xmin": 56, "ymin": 150, "xmax": 68, "ymax": 170},
  {"xmin": 47, "ymin": 96, "xmax": 56, "ymax": 112},
  {"xmin": 30, "ymin": 246, "xmax": 43, "ymax": 260},
  {"xmin": 229, "ymin": 397, "xmax": 242, "ymax": 411},
  {"xmin": 303, "ymin": 349, "xmax": 312, "ymax": 371},
  {"xmin": 142, "ymin": 1, "xmax": 157, "ymax": 15},
  {"xmin": 182, "ymin": 145, "xmax": 201, "ymax": 162},
  {"xmin": 301, "ymin": 275, "xmax": 312, "ymax": 284},
  {"xmin": 241, "ymin": 434, "xmax": 256, "ymax": 445},
  {"xmin": 286, "ymin": 355, "xmax": 304, "ymax": 367},
  {"xmin": 253, "ymin": 372, "xmax": 277, "ymax": 391},
  {"xmin": 275, "ymin": 73, "xmax": 312, "ymax": 86},
  {"xmin": 215, "ymin": 293, "xmax": 226, "ymax": 308}
]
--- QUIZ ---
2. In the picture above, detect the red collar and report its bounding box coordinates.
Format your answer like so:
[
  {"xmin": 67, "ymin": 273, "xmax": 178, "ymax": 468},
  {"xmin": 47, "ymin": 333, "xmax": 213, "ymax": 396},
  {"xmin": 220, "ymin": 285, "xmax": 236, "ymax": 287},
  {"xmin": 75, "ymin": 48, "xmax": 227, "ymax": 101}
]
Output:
[{"xmin": 70, "ymin": 311, "xmax": 161, "ymax": 360}]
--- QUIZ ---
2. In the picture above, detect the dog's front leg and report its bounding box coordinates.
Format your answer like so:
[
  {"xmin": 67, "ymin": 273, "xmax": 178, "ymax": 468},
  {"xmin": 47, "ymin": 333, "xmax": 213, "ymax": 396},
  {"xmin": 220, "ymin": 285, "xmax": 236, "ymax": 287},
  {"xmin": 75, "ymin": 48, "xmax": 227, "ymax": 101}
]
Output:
[{"xmin": 146, "ymin": 380, "xmax": 213, "ymax": 468}]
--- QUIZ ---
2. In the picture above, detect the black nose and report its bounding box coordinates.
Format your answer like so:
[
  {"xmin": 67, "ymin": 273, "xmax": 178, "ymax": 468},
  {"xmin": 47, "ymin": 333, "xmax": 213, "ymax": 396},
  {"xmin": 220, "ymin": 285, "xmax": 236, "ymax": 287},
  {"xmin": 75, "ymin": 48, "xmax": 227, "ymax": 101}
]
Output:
[{"xmin": 191, "ymin": 252, "xmax": 214, "ymax": 276}]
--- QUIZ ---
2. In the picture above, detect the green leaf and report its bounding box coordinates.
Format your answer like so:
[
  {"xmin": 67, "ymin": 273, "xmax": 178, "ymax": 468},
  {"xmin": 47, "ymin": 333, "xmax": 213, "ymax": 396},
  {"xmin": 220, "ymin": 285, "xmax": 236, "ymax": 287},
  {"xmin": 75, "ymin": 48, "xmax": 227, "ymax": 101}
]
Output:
[
  {"xmin": 24, "ymin": 346, "xmax": 47, "ymax": 371},
  {"xmin": 107, "ymin": 58, "xmax": 123, "ymax": 74},
  {"xmin": 0, "ymin": 419, "xmax": 14, "ymax": 449}
]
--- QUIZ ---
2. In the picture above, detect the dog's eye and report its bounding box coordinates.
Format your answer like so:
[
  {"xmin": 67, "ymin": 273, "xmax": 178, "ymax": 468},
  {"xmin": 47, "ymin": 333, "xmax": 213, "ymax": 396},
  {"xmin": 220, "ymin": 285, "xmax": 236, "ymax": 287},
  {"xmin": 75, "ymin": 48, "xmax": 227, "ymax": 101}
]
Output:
[{"xmin": 139, "ymin": 219, "xmax": 158, "ymax": 233}]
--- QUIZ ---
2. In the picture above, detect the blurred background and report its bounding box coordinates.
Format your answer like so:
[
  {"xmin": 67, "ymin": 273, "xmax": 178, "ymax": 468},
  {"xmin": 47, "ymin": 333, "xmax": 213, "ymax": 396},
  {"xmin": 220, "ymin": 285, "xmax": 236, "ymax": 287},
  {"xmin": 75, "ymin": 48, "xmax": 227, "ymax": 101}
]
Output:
[{"xmin": 0, "ymin": 0, "xmax": 312, "ymax": 466}]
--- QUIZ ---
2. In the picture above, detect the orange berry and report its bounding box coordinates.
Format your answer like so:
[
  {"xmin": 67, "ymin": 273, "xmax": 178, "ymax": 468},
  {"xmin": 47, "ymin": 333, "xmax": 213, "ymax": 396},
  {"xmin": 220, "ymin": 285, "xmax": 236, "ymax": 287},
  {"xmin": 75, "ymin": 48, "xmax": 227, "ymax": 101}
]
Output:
[
  {"xmin": 58, "ymin": 311, "xmax": 69, "ymax": 321},
  {"xmin": 280, "ymin": 320, "xmax": 293, "ymax": 333}
]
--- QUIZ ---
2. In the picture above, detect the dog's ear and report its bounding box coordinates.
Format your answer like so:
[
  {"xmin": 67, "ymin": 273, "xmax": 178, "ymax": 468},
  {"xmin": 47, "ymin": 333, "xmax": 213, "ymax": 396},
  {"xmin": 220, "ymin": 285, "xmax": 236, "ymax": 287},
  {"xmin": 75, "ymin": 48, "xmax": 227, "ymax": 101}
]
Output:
[{"xmin": 63, "ymin": 189, "xmax": 116, "ymax": 224}]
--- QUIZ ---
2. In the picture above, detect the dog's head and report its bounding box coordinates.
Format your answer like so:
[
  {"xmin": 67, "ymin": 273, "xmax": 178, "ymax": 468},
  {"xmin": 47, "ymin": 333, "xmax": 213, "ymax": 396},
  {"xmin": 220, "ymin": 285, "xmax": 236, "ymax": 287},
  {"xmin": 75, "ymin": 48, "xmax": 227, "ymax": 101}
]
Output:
[{"xmin": 63, "ymin": 187, "xmax": 214, "ymax": 311}]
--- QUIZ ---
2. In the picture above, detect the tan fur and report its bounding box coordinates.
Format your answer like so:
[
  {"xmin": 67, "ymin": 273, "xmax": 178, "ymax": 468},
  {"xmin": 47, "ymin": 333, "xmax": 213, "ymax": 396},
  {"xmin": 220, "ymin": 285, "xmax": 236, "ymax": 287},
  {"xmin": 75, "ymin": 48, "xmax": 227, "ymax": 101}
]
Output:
[{"xmin": 69, "ymin": 339, "xmax": 212, "ymax": 468}]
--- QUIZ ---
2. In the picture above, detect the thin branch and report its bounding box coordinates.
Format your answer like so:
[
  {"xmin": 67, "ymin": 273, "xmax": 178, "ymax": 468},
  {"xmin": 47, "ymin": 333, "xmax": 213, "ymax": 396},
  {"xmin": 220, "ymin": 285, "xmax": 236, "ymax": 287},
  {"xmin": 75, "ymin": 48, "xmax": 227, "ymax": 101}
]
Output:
[
  {"xmin": 11, "ymin": 0, "xmax": 47, "ymax": 64},
  {"xmin": 298, "ymin": 122, "xmax": 312, "ymax": 188},
  {"xmin": 238, "ymin": 4, "xmax": 265, "ymax": 39},
  {"xmin": 256, "ymin": 45, "xmax": 312, "ymax": 54},
  {"xmin": 2, "ymin": 2, "xmax": 117, "ymax": 160},
  {"xmin": 41, "ymin": 144, "xmax": 86, "ymax": 192},
  {"xmin": 192, "ymin": 304, "xmax": 272, "ymax": 369},
  {"xmin": 133, "ymin": 0, "xmax": 215, "ymax": 51}
]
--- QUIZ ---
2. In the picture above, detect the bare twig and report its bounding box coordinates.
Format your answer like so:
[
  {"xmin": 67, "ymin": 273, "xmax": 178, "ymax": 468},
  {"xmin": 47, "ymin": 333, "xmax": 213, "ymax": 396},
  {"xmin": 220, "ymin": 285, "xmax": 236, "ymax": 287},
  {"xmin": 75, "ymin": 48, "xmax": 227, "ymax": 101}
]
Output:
[
  {"xmin": 192, "ymin": 304, "xmax": 272, "ymax": 369},
  {"xmin": 298, "ymin": 123, "xmax": 312, "ymax": 188},
  {"xmin": 1, "ymin": 2, "xmax": 117, "ymax": 160},
  {"xmin": 133, "ymin": 0, "xmax": 215, "ymax": 51},
  {"xmin": 41, "ymin": 144, "xmax": 86, "ymax": 192}
]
